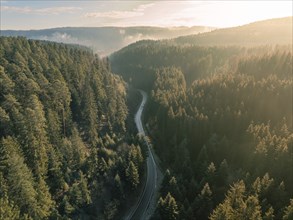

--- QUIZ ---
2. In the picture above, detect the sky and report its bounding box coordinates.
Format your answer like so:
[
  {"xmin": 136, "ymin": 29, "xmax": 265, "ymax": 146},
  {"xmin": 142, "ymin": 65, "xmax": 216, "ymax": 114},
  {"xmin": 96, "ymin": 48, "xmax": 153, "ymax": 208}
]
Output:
[{"xmin": 0, "ymin": 1, "xmax": 292, "ymax": 30}]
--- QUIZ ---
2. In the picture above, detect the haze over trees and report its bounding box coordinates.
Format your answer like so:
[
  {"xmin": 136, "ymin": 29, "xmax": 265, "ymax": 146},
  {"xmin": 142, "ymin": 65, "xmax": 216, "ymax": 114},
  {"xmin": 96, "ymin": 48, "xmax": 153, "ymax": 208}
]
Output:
[
  {"xmin": 111, "ymin": 17, "xmax": 293, "ymax": 220},
  {"xmin": 173, "ymin": 17, "xmax": 292, "ymax": 47},
  {"xmin": 0, "ymin": 15, "xmax": 292, "ymax": 220},
  {"xmin": 1, "ymin": 26, "xmax": 214, "ymax": 57}
]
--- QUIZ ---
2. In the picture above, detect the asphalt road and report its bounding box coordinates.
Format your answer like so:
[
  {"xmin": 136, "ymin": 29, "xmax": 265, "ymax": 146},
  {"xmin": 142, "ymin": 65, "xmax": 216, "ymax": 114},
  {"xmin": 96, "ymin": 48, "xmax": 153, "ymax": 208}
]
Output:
[{"xmin": 125, "ymin": 90, "xmax": 158, "ymax": 220}]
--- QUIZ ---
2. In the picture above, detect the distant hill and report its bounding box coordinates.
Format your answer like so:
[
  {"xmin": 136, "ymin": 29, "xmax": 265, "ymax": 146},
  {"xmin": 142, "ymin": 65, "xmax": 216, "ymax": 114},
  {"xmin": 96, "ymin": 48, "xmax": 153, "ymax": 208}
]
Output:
[
  {"xmin": 0, "ymin": 26, "xmax": 214, "ymax": 56},
  {"xmin": 173, "ymin": 17, "xmax": 292, "ymax": 46},
  {"xmin": 110, "ymin": 17, "xmax": 292, "ymax": 90}
]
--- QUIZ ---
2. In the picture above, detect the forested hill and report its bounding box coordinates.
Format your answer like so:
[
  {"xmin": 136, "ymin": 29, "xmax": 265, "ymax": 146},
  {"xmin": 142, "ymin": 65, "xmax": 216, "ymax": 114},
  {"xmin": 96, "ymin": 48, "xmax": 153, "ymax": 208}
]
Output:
[
  {"xmin": 110, "ymin": 18, "xmax": 293, "ymax": 220},
  {"xmin": 173, "ymin": 16, "xmax": 292, "ymax": 46},
  {"xmin": 0, "ymin": 37, "xmax": 144, "ymax": 219},
  {"xmin": 149, "ymin": 53, "xmax": 292, "ymax": 220},
  {"xmin": 110, "ymin": 41, "xmax": 245, "ymax": 89},
  {"xmin": 1, "ymin": 26, "xmax": 214, "ymax": 56},
  {"xmin": 110, "ymin": 17, "xmax": 292, "ymax": 90}
]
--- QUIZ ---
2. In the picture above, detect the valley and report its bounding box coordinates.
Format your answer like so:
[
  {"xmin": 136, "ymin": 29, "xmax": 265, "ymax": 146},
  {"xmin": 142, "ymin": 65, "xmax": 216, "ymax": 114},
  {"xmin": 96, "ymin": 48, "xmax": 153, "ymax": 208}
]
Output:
[{"xmin": 0, "ymin": 5, "xmax": 292, "ymax": 219}]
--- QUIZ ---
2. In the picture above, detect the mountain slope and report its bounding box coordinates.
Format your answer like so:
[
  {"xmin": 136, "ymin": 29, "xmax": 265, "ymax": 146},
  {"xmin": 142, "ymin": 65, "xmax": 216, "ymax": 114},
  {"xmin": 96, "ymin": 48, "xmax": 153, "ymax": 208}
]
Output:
[
  {"xmin": 109, "ymin": 17, "xmax": 293, "ymax": 219},
  {"xmin": 0, "ymin": 26, "xmax": 214, "ymax": 56},
  {"xmin": 110, "ymin": 17, "xmax": 292, "ymax": 90},
  {"xmin": 173, "ymin": 17, "xmax": 292, "ymax": 46},
  {"xmin": 0, "ymin": 37, "xmax": 144, "ymax": 219}
]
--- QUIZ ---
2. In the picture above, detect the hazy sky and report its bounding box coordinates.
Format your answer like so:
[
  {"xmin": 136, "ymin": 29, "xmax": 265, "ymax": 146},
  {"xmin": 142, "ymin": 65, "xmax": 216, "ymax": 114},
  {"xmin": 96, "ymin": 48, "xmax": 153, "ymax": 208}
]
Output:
[{"xmin": 1, "ymin": 1, "xmax": 292, "ymax": 30}]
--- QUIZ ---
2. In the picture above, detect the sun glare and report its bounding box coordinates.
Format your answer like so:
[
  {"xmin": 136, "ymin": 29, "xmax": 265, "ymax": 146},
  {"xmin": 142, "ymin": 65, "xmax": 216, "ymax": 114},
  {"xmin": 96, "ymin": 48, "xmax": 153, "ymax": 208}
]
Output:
[{"xmin": 180, "ymin": 1, "xmax": 292, "ymax": 27}]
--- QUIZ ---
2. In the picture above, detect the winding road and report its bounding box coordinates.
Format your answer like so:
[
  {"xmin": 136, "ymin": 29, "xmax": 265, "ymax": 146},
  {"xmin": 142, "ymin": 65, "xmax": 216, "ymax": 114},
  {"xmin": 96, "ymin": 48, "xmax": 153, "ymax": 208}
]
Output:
[{"xmin": 125, "ymin": 90, "xmax": 158, "ymax": 220}]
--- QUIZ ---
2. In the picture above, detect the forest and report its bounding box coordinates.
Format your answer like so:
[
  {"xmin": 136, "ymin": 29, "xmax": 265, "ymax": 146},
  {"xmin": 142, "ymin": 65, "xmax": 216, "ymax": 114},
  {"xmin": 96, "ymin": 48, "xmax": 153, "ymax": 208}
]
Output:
[
  {"xmin": 1, "ymin": 26, "xmax": 213, "ymax": 56},
  {"xmin": 111, "ymin": 40, "xmax": 293, "ymax": 219},
  {"xmin": 0, "ymin": 17, "xmax": 292, "ymax": 220},
  {"xmin": 0, "ymin": 37, "xmax": 145, "ymax": 219}
]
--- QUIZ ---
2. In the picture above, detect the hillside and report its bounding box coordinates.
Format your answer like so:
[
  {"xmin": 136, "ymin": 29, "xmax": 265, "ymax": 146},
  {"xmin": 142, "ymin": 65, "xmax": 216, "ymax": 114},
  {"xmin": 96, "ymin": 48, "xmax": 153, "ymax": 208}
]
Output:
[
  {"xmin": 1, "ymin": 15, "xmax": 292, "ymax": 220},
  {"xmin": 110, "ymin": 17, "xmax": 293, "ymax": 220},
  {"xmin": 0, "ymin": 26, "xmax": 214, "ymax": 56},
  {"xmin": 110, "ymin": 17, "xmax": 292, "ymax": 89},
  {"xmin": 173, "ymin": 16, "xmax": 292, "ymax": 46},
  {"xmin": 0, "ymin": 37, "xmax": 144, "ymax": 219}
]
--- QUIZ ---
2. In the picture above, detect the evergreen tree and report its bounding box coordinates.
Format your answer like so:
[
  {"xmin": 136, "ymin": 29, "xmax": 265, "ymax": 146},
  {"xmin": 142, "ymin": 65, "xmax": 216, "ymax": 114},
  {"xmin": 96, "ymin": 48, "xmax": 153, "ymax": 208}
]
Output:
[
  {"xmin": 35, "ymin": 177, "xmax": 55, "ymax": 218},
  {"xmin": 210, "ymin": 181, "xmax": 262, "ymax": 220},
  {"xmin": 158, "ymin": 192, "xmax": 179, "ymax": 220},
  {"xmin": 283, "ymin": 199, "xmax": 293, "ymax": 220},
  {"xmin": 264, "ymin": 206, "xmax": 274, "ymax": 220},
  {"xmin": 114, "ymin": 173, "xmax": 123, "ymax": 198},
  {"xmin": 0, "ymin": 137, "xmax": 41, "ymax": 219},
  {"xmin": 0, "ymin": 194, "xmax": 20, "ymax": 220},
  {"xmin": 195, "ymin": 182, "xmax": 213, "ymax": 219},
  {"xmin": 126, "ymin": 161, "xmax": 139, "ymax": 189},
  {"xmin": 104, "ymin": 200, "xmax": 119, "ymax": 220},
  {"xmin": 22, "ymin": 94, "xmax": 50, "ymax": 177},
  {"xmin": 81, "ymin": 78, "xmax": 99, "ymax": 146}
]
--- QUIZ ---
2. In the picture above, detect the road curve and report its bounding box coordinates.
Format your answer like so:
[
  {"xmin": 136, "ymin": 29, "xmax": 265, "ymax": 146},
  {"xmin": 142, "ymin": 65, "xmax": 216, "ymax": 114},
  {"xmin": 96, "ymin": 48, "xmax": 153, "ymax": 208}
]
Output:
[{"xmin": 125, "ymin": 90, "xmax": 158, "ymax": 220}]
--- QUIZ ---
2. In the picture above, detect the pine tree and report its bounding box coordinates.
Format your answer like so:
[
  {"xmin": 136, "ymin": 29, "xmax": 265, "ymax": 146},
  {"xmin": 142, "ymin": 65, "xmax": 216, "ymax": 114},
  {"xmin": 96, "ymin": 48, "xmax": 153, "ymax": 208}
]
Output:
[
  {"xmin": 86, "ymin": 147, "xmax": 99, "ymax": 179},
  {"xmin": 195, "ymin": 182, "xmax": 213, "ymax": 219},
  {"xmin": 126, "ymin": 161, "xmax": 139, "ymax": 189},
  {"xmin": 0, "ymin": 66, "xmax": 15, "ymax": 97},
  {"xmin": 283, "ymin": 199, "xmax": 293, "ymax": 220},
  {"xmin": 0, "ymin": 107, "xmax": 10, "ymax": 137},
  {"xmin": 81, "ymin": 78, "xmax": 99, "ymax": 146},
  {"xmin": 22, "ymin": 94, "xmax": 50, "ymax": 177},
  {"xmin": 78, "ymin": 171, "xmax": 91, "ymax": 205},
  {"xmin": 114, "ymin": 173, "xmax": 123, "ymax": 198},
  {"xmin": 217, "ymin": 159, "xmax": 229, "ymax": 186},
  {"xmin": 60, "ymin": 195, "xmax": 75, "ymax": 216},
  {"xmin": 70, "ymin": 126, "xmax": 87, "ymax": 167},
  {"xmin": 263, "ymin": 206, "xmax": 274, "ymax": 220},
  {"xmin": 242, "ymin": 195, "xmax": 262, "ymax": 220},
  {"xmin": 0, "ymin": 194, "xmax": 20, "ymax": 220},
  {"xmin": 104, "ymin": 200, "xmax": 119, "ymax": 220},
  {"xmin": 35, "ymin": 177, "xmax": 54, "ymax": 218},
  {"xmin": 0, "ymin": 137, "xmax": 40, "ymax": 219},
  {"xmin": 158, "ymin": 192, "xmax": 179, "ymax": 220},
  {"xmin": 99, "ymin": 157, "xmax": 108, "ymax": 175},
  {"xmin": 128, "ymin": 144, "xmax": 144, "ymax": 171},
  {"xmin": 168, "ymin": 176, "xmax": 179, "ymax": 198},
  {"xmin": 210, "ymin": 181, "xmax": 262, "ymax": 220}
]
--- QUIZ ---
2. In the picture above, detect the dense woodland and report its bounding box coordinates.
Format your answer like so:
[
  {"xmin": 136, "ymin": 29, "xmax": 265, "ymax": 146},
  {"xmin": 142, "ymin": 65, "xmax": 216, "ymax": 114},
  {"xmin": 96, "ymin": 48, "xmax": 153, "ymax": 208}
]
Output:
[
  {"xmin": 0, "ymin": 37, "xmax": 145, "ymax": 219},
  {"xmin": 111, "ymin": 40, "xmax": 247, "ymax": 88},
  {"xmin": 1, "ymin": 26, "xmax": 214, "ymax": 57},
  {"xmin": 111, "ymin": 40, "xmax": 293, "ymax": 219},
  {"xmin": 1, "ymin": 17, "xmax": 292, "ymax": 220}
]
